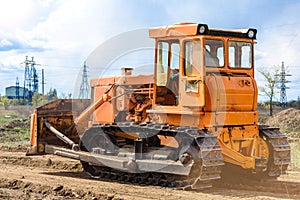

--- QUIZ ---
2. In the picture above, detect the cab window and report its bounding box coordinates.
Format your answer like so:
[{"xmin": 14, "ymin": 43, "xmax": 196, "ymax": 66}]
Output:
[
  {"xmin": 229, "ymin": 41, "xmax": 252, "ymax": 69},
  {"xmin": 170, "ymin": 43, "xmax": 180, "ymax": 70},
  {"xmin": 156, "ymin": 41, "xmax": 168, "ymax": 86},
  {"xmin": 184, "ymin": 40, "xmax": 202, "ymax": 76},
  {"xmin": 155, "ymin": 40, "xmax": 179, "ymax": 106},
  {"xmin": 204, "ymin": 39, "xmax": 224, "ymax": 67}
]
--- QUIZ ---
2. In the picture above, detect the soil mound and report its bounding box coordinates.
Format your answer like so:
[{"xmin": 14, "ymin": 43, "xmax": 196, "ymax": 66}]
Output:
[
  {"xmin": 1, "ymin": 118, "xmax": 30, "ymax": 130},
  {"xmin": 266, "ymin": 108, "xmax": 300, "ymax": 137}
]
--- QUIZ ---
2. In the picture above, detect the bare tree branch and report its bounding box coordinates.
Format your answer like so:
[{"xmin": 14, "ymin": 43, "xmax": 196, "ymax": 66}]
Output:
[{"xmin": 258, "ymin": 66, "xmax": 280, "ymax": 116}]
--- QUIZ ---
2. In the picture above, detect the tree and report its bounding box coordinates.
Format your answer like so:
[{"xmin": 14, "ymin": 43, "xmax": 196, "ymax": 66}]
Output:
[
  {"xmin": 18, "ymin": 99, "xmax": 28, "ymax": 105},
  {"xmin": 59, "ymin": 92, "xmax": 72, "ymax": 99},
  {"xmin": 32, "ymin": 92, "xmax": 52, "ymax": 107},
  {"xmin": 10, "ymin": 99, "xmax": 19, "ymax": 106},
  {"xmin": 32, "ymin": 92, "xmax": 40, "ymax": 107},
  {"xmin": 0, "ymin": 96, "xmax": 11, "ymax": 110},
  {"xmin": 68, "ymin": 93, "xmax": 72, "ymax": 99},
  {"xmin": 60, "ymin": 92, "xmax": 67, "ymax": 99},
  {"xmin": 47, "ymin": 88, "xmax": 58, "ymax": 101},
  {"xmin": 40, "ymin": 94, "xmax": 49, "ymax": 105},
  {"xmin": 258, "ymin": 67, "xmax": 280, "ymax": 116}
]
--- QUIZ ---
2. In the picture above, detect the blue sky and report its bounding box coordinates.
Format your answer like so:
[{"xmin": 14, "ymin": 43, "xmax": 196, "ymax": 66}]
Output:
[{"xmin": 1, "ymin": 0, "xmax": 300, "ymax": 101}]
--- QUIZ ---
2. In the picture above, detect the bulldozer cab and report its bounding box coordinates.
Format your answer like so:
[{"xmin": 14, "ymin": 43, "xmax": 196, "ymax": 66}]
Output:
[
  {"xmin": 149, "ymin": 22, "xmax": 256, "ymax": 111},
  {"xmin": 153, "ymin": 37, "xmax": 205, "ymax": 108},
  {"xmin": 155, "ymin": 38, "xmax": 205, "ymax": 107}
]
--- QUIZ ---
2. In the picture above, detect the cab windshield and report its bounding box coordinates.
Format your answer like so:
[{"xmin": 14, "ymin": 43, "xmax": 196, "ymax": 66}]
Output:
[
  {"xmin": 229, "ymin": 41, "xmax": 252, "ymax": 69},
  {"xmin": 204, "ymin": 39, "xmax": 224, "ymax": 68}
]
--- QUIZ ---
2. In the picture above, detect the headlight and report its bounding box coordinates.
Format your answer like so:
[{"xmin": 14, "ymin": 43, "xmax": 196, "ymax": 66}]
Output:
[
  {"xmin": 247, "ymin": 29, "xmax": 257, "ymax": 39},
  {"xmin": 248, "ymin": 30, "xmax": 254, "ymax": 38},
  {"xmin": 197, "ymin": 24, "xmax": 208, "ymax": 34},
  {"xmin": 199, "ymin": 25, "xmax": 206, "ymax": 34}
]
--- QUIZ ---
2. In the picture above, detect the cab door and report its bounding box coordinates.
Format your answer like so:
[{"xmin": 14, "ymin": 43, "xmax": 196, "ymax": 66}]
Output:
[
  {"xmin": 180, "ymin": 40, "xmax": 205, "ymax": 107},
  {"xmin": 155, "ymin": 40, "xmax": 180, "ymax": 106}
]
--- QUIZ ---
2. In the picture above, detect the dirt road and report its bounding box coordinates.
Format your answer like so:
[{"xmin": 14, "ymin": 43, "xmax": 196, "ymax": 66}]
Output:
[{"xmin": 0, "ymin": 148, "xmax": 300, "ymax": 200}]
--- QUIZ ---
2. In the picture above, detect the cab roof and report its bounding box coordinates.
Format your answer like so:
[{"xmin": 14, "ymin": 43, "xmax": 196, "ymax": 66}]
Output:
[{"xmin": 149, "ymin": 22, "xmax": 257, "ymax": 39}]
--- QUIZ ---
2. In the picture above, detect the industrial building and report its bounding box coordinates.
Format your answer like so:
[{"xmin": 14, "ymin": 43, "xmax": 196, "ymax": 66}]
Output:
[
  {"xmin": 5, "ymin": 86, "xmax": 29, "ymax": 99},
  {"xmin": 3, "ymin": 56, "xmax": 44, "ymax": 102}
]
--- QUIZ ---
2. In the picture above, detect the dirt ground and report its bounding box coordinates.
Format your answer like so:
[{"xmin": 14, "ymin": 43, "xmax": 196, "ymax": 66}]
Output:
[
  {"xmin": 1, "ymin": 108, "xmax": 300, "ymax": 199},
  {"xmin": 0, "ymin": 147, "xmax": 300, "ymax": 200}
]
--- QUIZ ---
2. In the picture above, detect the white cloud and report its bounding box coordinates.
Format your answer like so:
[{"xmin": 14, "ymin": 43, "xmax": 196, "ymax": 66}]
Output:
[
  {"xmin": 0, "ymin": 0, "xmax": 300, "ymax": 102},
  {"xmin": 0, "ymin": 0, "xmax": 148, "ymax": 95},
  {"xmin": 254, "ymin": 2, "xmax": 300, "ymax": 101},
  {"xmin": 0, "ymin": 39, "xmax": 13, "ymax": 48}
]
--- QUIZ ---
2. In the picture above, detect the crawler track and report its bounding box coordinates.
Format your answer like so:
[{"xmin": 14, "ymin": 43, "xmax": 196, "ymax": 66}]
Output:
[
  {"xmin": 80, "ymin": 122, "xmax": 224, "ymax": 190},
  {"xmin": 259, "ymin": 126, "xmax": 291, "ymax": 177}
]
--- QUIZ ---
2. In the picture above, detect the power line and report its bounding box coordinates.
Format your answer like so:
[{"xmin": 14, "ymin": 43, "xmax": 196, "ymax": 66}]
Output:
[
  {"xmin": 78, "ymin": 61, "xmax": 90, "ymax": 99},
  {"xmin": 23, "ymin": 56, "xmax": 31, "ymax": 99},
  {"xmin": 21, "ymin": 56, "xmax": 41, "ymax": 100},
  {"xmin": 275, "ymin": 61, "xmax": 291, "ymax": 108},
  {"xmin": 31, "ymin": 57, "xmax": 39, "ymax": 94}
]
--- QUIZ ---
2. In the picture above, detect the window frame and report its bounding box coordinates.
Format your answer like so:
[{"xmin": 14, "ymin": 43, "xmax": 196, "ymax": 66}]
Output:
[
  {"xmin": 155, "ymin": 41, "xmax": 169, "ymax": 86},
  {"xmin": 204, "ymin": 38, "xmax": 225, "ymax": 68},
  {"xmin": 155, "ymin": 40, "xmax": 180, "ymax": 87},
  {"xmin": 228, "ymin": 40, "xmax": 253, "ymax": 69},
  {"xmin": 183, "ymin": 39, "xmax": 203, "ymax": 77}
]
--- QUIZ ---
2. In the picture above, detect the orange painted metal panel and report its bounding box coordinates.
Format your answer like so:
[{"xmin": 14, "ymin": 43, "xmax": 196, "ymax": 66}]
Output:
[
  {"xmin": 205, "ymin": 74, "xmax": 257, "ymax": 112},
  {"xmin": 29, "ymin": 111, "xmax": 37, "ymax": 147},
  {"xmin": 215, "ymin": 111, "xmax": 258, "ymax": 126},
  {"xmin": 149, "ymin": 23, "xmax": 198, "ymax": 38},
  {"xmin": 93, "ymin": 86, "xmax": 114, "ymax": 124}
]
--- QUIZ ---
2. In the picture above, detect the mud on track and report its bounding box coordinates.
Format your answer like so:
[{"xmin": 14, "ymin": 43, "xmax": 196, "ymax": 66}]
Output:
[{"xmin": 0, "ymin": 148, "xmax": 300, "ymax": 200}]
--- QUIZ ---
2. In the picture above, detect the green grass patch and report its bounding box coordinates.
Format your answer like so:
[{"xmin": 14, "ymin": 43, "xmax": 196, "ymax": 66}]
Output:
[
  {"xmin": 0, "ymin": 117, "xmax": 15, "ymax": 125},
  {"xmin": 0, "ymin": 109, "xmax": 30, "ymax": 147},
  {"xmin": 0, "ymin": 131, "xmax": 30, "ymax": 146},
  {"xmin": 285, "ymin": 129, "xmax": 292, "ymax": 134},
  {"xmin": 13, "ymin": 127, "xmax": 22, "ymax": 133},
  {"xmin": 0, "ymin": 110, "xmax": 17, "ymax": 117},
  {"xmin": 20, "ymin": 131, "xmax": 30, "ymax": 140},
  {"xmin": 0, "ymin": 110, "xmax": 21, "ymax": 125},
  {"xmin": 13, "ymin": 133, "xmax": 30, "ymax": 142}
]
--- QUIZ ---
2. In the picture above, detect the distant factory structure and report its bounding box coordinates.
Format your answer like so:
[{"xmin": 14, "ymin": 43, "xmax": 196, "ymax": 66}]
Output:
[
  {"xmin": 5, "ymin": 56, "xmax": 45, "ymax": 101},
  {"xmin": 5, "ymin": 85, "xmax": 28, "ymax": 99}
]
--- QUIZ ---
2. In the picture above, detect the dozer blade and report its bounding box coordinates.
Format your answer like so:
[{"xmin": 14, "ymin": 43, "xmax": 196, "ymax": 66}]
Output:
[{"xmin": 26, "ymin": 99, "xmax": 90, "ymax": 155}]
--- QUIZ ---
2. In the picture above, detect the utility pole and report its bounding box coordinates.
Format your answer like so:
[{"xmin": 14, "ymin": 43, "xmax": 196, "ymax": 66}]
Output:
[
  {"xmin": 22, "ymin": 56, "xmax": 41, "ymax": 101},
  {"xmin": 78, "ymin": 61, "xmax": 90, "ymax": 99},
  {"xmin": 16, "ymin": 77, "xmax": 19, "ymax": 100},
  {"xmin": 23, "ymin": 56, "xmax": 31, "ymax": 99},
  {"xmin": 275, "ymin": 61, "xmax": 291, "ymax": 108},
  {"xmin": 42, "ymin": 69, "xmax": 45, "ymax": 95},
  {"xmin": 31, "ymin": 57, "xmax": 39, "ymax": 94}
]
